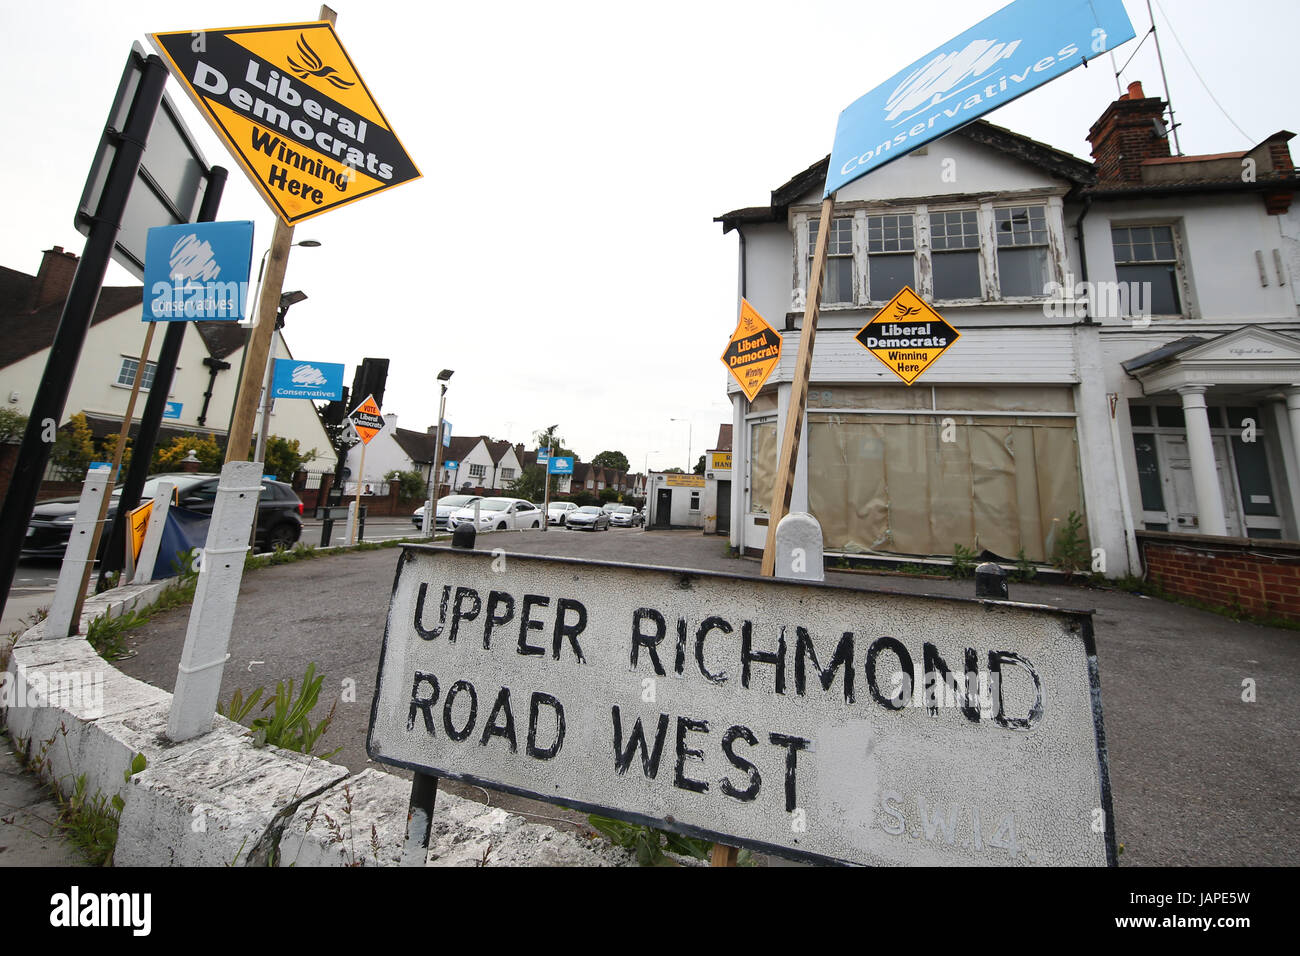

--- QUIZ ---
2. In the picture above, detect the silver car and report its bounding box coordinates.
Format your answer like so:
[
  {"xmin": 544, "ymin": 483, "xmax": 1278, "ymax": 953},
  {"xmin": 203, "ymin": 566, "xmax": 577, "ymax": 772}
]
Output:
[
  {"xmin": 565, "ymin": 506, "xmax": 610, "ymax": 531},
  {"xmin": 447, "ymin": 497, "xmax": 543, "ymax": 532}
]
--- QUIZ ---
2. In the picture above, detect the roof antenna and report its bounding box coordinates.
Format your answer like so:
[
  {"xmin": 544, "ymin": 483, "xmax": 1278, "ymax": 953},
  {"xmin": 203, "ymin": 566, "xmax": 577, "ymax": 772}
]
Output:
[{"xmin": 1146, "ymin": 0, "xmax": 1183, "ymax": 156}]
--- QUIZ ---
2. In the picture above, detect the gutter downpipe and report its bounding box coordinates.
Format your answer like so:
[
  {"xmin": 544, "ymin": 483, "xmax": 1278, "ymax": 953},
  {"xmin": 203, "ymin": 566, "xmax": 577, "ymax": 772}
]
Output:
[{"xmin": 1075, "ymin": 194, "xmax": 1094, "ymax": 324}]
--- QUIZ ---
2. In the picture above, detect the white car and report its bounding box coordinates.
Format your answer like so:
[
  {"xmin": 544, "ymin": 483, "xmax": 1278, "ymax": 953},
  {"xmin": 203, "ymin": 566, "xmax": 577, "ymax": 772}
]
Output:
[
  {"xmin": 413, "ymin": 494, "xmax": 482, "ymax": 530},
  {"xmin": 547, "ymin": 501, "xmax": 579, "ymax": 526},
  {"xmin": 447, "ymin": 497, "xmax": 543, "ymax": 532}
]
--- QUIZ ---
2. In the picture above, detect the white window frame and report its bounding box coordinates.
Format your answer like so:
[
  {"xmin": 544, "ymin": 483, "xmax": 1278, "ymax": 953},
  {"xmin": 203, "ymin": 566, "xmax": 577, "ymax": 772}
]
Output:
[
  {"xmin": 115, "ymin": 356, "xmax": 158, "ymax": 390},
  {"xmin": 793, "ymin": 196, "xmax": 1064, "ymax": 307},
  {"xmin": 468, "ymin": 463, "xmax": 486, "ymax": 479},
  {"xmin": 1109, "ymin": 220, "xmax": 1190, "ymax": 318}
]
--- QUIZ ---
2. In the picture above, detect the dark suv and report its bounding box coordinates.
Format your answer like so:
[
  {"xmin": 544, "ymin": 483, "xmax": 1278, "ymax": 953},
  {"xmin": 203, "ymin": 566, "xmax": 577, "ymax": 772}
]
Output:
[{"xmin": 23, "ymin": 472, "xmax": 304, "ymax": 559}]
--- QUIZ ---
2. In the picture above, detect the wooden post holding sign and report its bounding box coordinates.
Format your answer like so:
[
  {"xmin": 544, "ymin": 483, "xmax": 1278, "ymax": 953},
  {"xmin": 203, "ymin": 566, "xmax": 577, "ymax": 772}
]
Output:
[
  {"xmin": 368, "ymin": 546, "xmax": 1117, "ymax": 867},
  {"xmin": 347, "ymin": 393, "xmax": 384, "ymax": 545},
  {"xmin": 761, "ymin": 197, "xmax": 834, "ymax": 578}
]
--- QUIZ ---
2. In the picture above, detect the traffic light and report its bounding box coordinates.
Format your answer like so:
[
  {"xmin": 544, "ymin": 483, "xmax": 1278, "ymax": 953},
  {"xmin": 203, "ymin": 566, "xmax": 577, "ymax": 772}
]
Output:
[{"xmin": 350, "ymin": 358, "xmax": 389, "ymax": 412}]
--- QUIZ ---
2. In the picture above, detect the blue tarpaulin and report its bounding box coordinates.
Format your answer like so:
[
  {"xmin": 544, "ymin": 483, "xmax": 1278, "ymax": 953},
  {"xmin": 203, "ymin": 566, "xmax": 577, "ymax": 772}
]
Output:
[{"xmin": 152, "ymin": 507, "xmax": 211, "ymax": 580}]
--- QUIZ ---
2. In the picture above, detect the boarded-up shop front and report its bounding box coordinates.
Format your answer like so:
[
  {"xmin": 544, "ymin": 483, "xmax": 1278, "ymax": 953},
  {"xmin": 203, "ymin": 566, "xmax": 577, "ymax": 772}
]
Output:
[{"xmin": 746, "ymin": 385, "xmax": 1086, "ymax": 563}]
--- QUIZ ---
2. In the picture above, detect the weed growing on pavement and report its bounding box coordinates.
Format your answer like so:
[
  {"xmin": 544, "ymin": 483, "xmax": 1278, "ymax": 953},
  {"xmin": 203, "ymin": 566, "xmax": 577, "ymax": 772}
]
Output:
[
  {"xmin": 1011, "ymin": 548, "xmax": 1038, "ymax": 583},
  {"xmin": 218, "ymin": 662, "xmax": 341, "ymax": 759},
  {"xmin": 587, "ymin": 815, "xmax": 712, "ymax": 866},
  {"xmin": 951, "ymin": 543, "xmax": 977, "ymax": 578}
]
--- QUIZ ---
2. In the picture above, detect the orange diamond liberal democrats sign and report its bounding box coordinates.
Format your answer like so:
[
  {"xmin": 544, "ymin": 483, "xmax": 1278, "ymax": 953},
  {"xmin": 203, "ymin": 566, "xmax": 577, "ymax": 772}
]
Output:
[
  {"xmin": 721, "ymin": 300, "xmax": 782, "ymax": 402},
  {"xmin": 856, "ymin": 286, "xmax": 960, "ymax": 385},
  {"xmin": 348, "ymin": 394, "xmax": 384, "ymax": 445},
  {"xmin": 151, "ymin": 22, "xmax": 420, "ymax": 224}
]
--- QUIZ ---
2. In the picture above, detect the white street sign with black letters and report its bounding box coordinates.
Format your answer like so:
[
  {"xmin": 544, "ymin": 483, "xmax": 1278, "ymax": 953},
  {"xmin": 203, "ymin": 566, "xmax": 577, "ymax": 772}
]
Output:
[{"xmin": 368, "ymin": 546, "xmax": 1116, "ymax": 866}]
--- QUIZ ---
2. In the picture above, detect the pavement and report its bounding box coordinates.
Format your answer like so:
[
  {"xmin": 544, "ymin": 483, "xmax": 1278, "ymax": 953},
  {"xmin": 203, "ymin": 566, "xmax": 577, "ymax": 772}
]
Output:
[
  {"xmin": 0, "ymin": 732, "xmax": 86, "ymax": 867},
  {"xmin": 5, "ymin": 525, "xmax": 1299, "ymax": 866}
]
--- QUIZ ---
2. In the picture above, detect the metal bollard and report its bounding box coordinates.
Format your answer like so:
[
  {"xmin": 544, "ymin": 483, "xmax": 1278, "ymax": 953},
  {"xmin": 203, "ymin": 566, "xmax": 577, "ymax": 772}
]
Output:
[
  {"xmin": 975, "ymin": 562, "xmax": 1008, "ymax": 600},
  {"xmin": 452, "ymin": 522, "xmax": 476, "ymax": 550}
]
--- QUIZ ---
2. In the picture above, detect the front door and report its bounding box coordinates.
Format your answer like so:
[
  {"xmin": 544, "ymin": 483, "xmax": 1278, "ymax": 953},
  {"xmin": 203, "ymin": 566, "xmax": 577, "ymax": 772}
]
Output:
[
  {"xmin": 716, "ymin": 481, "xmax": 731, "ymax": 535},
  {"xmin": 1157, "ymin": 434, "xmax": 1243, "ymax": 537},
  {"xmin": 655, "ymin": 489, "xmax": 673, "ymax": 528}
]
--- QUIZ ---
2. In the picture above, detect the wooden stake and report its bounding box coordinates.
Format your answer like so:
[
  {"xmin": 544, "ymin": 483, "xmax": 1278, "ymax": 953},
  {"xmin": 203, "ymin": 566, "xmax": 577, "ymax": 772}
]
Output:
[
  {"xmin": 350, "ymin": 440, "xmax": 366, "ymax": 545},
  {"xmin": 709, "ymin": 199, "xmax": 835, "ymax": 866},
  {"xmin": 68, "ymin": 321, "xmax": 156, "ymax": 630},
  {"xmin": 761, "ymin": 195, "xmax": 834, "ymax": 577},
  {"xmin": 227, "ymin": 217, "xmax": 293, "ymax": 464},
  {"xmin": 710, "ymin": 843, "xmax": 739, "ymax": 867}
]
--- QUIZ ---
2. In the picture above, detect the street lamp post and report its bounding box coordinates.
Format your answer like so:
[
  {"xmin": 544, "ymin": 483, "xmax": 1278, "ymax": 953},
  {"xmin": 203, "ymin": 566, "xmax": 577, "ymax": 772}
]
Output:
[
  {"xmin": 670, "ymin": 418, "xmax": 693, "ymax": 473},
  {"xmin": 423, "ymin": 369, "xmax": 454, "ymax": 535},
  {"xmin": 253, "ymin": 289, "xmax": 308, "ymax": 466}
]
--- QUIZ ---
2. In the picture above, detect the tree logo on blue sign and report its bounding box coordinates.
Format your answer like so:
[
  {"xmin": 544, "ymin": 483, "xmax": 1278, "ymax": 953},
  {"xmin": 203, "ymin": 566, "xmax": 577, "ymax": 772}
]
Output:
[{"xmin": 143, "ymin": 220, "xmax": 255, "ymax": 322}]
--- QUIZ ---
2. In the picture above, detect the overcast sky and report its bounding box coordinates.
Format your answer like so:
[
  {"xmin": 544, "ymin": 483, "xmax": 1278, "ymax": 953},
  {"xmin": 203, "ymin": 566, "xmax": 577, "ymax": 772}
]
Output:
[{"xmin": 3, "ymin": 0, "xmax": 1296, "ymax": 474}]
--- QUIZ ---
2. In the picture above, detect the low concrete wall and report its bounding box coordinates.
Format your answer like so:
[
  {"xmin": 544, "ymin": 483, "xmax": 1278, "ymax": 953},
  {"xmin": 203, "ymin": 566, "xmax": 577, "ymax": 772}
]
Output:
[
  {"xmin": 1137, "ymin": 530, "xmax": 1300, "ymax": 623},
  {"xmin": 2, "ymin": 581, "xmax": 635, "ymax": 866}
]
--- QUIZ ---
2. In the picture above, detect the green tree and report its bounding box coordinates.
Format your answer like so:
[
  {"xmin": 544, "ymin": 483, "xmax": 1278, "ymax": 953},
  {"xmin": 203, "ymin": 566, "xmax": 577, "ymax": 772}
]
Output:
[
  {"xmin": 592, "ymin": 450, "xmax": 629, "ymax": 472},
  {"xmin": 385, "ymin": 468, "xmax": 425, "ymax": 500},
  {"xmin": 693, "ymin": 454, "xmax": 705, "ymax": 476},
  {"xmin": 262, "ymin": 435, "xmax": 317, "ymax": 482},
  {"xmin": 520, "ymin": 424, "xmax": 575, "ymax": 500},
  {"xmin": 51, "ymin": 412, "xmax": 95, "ymax": 478},
  {"xmin": 661, "ymin": 467, "xmax": 684, "ymax": 474},
  {"xmin": 152, "ymin": 434, "xmax": 223, "ymax": 473},
  {"xmin": 97, "ymin": 433, "xmax": 132, "ymax": 474},
  {"xmin": 0, "ymin": 408, "xmax": 28, "ymax": 444}
]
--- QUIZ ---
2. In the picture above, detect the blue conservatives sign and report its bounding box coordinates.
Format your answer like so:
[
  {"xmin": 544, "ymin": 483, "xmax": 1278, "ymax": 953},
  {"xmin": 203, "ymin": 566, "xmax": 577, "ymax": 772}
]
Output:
[
  {"xmin": 163, "ymin": 401, "xmax": 183, "ymax": 419},
  {"xmin": 143, "ymin": 220, "xmax": 255, "ymax": 321},
  {"xmin": 824, "ymin": 0, "xmax": 1135, "ymax": 196},
  {"xmin": 548, "ymin": 456, "xmax": 574, "ymax": 476},
  {"xmin": 443, "ymin": 460, "xmax": 459, "ymax": 472},
  {"xmin": 271, "ymin": 359, "xmax": 345, "ymax": 400}
]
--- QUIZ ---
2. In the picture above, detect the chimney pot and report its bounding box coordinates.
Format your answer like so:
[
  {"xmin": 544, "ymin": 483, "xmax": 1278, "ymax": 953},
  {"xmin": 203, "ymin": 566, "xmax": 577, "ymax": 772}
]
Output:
[{"xmin": 1127, "ymin": 81, "xmax": 1145, "ymax": 100}]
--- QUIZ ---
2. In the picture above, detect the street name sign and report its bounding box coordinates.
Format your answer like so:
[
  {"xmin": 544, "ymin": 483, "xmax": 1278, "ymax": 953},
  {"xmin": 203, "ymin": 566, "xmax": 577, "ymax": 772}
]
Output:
[
  {"xmin": 142, "ymin": 221, "xmax": 254, "ymax": 321},
  {"xmin": 721, "ymin": 300, "xmax": 782, "ymax": 402},
  {"xmin": 368, "ymin": 547, "xmax": 1116, "ymax": 865},
  {"xmin": 824, "ymin": 0, "xmax": 1136, "ymax": 196},
  {"xmin": 347, "ymin": 393, "xmax": 383, "ymax": 445},
  {"xmin": 271, "ymin": 359, "xmax": 345, "ymax": 400},
  {"xmin": 150, "ymin": 22, "xmax": 421, "ymax": 223},
  {"xmin": 856, "ymin": 286, "xmax": 960, "ymax": 385}
]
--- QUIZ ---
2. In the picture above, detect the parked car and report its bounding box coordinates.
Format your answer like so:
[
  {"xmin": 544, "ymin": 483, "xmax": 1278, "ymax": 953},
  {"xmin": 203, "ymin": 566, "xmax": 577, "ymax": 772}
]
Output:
[
  {"xmin": 412, "ymin": 494, "xmax": 483, "ymax": 530},
  {"xmin": 608, "ymin": 505, "xmax": 643, "ymax": 528},
  {"xmin": 546, "ymin": 501, "xmax": 579, "ymax": 526},
  {"xmin": 446, "ymin": 497, "xmax": 543, "ymax": 532},
  {"xmin": 22, "ymin": 472, "xmax": 303, "ymax": 559},
  {"xmin": 566, "ymin": 506, "xmax": 610, "ymax": 531}
]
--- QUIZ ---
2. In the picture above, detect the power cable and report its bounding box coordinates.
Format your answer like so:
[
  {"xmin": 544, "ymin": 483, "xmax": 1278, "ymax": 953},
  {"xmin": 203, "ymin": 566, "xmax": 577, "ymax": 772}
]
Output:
[{"xmin": 1153, "ymin": 0, "xmax": 1256, "ymax": 146}]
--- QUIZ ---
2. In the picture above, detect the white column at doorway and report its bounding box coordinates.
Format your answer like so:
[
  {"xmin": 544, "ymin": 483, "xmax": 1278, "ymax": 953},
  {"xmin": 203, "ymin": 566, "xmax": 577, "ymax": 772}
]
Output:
[
  {"xmin": 1177, "ymin": 385, "xmax": 1228, "ymax": 536},
  {"xmin": 1279, "ymin": 387, "xmax": 1300, "ymax": 530}
]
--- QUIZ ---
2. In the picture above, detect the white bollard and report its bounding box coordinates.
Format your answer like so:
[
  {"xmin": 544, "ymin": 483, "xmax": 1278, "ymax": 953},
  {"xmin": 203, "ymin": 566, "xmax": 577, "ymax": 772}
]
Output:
[
  {"xmin": 773, "ymin": 512, "xmax": 825, "ymax": 583},
  {"xmin": 421, "ymin": 497, "xmax": 433, "ymax": 536},
  {"xmin": 167, "ymin": 461, "xmax": 263, "ymax": 742},
  {"xmin": 131, "ymin": 482, "xmax": 175, "ymax": 584},
  {"xmin": 344, "ymin": 499, "xmax": 358, "ymax": 545},
  {"xmin": 46, "ymin": 467, "xmax": 112, "ymax": 638}
]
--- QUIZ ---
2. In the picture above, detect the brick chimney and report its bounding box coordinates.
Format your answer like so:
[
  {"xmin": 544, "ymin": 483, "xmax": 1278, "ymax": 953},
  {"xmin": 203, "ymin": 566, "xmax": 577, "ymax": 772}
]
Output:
[
  {"xmin": 1087, "ymin": 81, "xmax": 1172, "ymax": 184},
  {"xmin": 28, "ymin": 246, "xmax": 79, "ymax": 312}
]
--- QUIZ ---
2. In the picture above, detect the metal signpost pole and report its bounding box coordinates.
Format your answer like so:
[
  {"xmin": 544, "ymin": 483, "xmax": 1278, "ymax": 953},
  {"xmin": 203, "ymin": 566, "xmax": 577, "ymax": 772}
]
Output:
[{"xmin": 0, "ymin": 55, "xmax": 168, "ymax": 623}]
